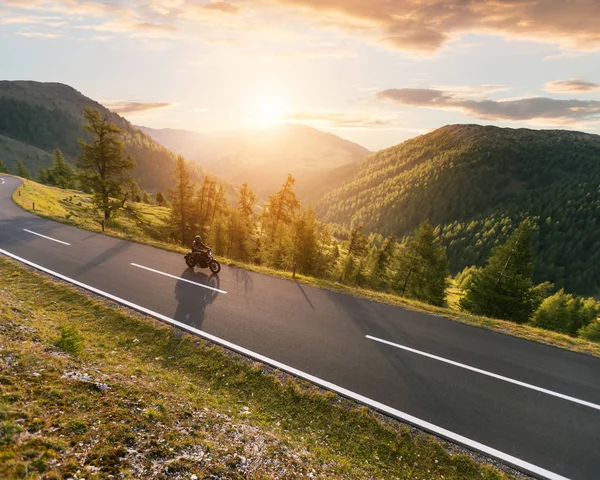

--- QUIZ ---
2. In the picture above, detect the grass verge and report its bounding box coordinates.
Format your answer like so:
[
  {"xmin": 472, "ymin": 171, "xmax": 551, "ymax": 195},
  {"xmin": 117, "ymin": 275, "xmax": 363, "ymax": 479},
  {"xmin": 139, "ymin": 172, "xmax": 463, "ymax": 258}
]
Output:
[
  {"xmin": 0, "ymin": 256, "xmax": 515, "ymax": 479},
  {"xmin": 12, "ymin": 178, "xmax": 600, "ymax": 358}
]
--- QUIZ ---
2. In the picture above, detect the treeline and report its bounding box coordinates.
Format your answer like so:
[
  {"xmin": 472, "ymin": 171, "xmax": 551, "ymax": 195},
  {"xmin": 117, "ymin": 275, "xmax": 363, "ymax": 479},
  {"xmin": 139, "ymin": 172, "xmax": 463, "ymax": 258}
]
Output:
[
  {"xmin": 457, "ymin": 221, "xmax": 599, "ymax": 341},
  {"xmin": 315, "ymin": 124, "xmax": 600, "ymax": 295},
  {"xmin": 169, "ymin": 155, "xmax": 451, "ymax": 306}
]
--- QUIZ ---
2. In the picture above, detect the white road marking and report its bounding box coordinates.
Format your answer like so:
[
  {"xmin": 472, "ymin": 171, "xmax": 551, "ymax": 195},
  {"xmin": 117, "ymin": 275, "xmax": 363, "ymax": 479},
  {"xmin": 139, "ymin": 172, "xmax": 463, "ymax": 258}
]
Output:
[
  {"xmin": 1, "ymin": 178, "xmax": 5, "ymax": 184},
  {"xmin": 131, "ymin": 263, "xmax": 227, "ymax": 294},
  {"xmin": 0, "ymin": 248, "xmax": 572, "ymax": 480},
  {"xmin": 23, "ymin": 228, "xmax": 71, "ymax": 246},
  {"xmin": 367, "ymin": 334, "xmax": 600, "ymax": 412}
]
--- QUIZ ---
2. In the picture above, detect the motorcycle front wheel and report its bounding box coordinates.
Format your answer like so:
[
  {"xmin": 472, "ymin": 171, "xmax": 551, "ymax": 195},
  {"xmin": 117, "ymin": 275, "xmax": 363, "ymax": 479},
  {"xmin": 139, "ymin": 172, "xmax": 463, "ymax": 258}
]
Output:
[
  {"xmin": 185, "ymin": 254, "xmax": 196, "ymax": 268},
  {"xmin": 209, "ymin": 260, "xmax": 221, "ymax": 274}
]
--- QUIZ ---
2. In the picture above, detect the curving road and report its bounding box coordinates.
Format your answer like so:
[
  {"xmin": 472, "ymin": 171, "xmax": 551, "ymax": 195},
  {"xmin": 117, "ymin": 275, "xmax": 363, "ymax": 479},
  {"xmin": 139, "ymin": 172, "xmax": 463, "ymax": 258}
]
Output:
[{"xmin": 1, "ymin": 175, "xmax": 599, "ymax": 480}]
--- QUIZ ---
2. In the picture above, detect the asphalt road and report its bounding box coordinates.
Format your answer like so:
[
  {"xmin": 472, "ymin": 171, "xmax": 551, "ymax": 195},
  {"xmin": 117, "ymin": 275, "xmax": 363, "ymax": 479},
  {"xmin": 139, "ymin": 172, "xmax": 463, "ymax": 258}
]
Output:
[{"xmin": 1, "ymin": 175, "xmax": 599, "ymax": 480}]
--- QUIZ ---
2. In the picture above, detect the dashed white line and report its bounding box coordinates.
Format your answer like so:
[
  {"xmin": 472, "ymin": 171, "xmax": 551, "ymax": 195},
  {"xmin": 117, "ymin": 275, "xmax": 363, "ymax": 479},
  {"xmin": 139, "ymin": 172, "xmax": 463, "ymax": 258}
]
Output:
[
  {"xmin": 367, "ymin": 334, "xmax": 600, "ymax": 412},
  {"xmin": 131, "ymin": 263, "xmax": 227, "ymax": 294},
  {"xmin": 0, "ymin": 247, "xmax": 570, "ymax": 480},
  {"xmin": 23, "ymin": 228, "xmax": 71, "ymax": 246}
]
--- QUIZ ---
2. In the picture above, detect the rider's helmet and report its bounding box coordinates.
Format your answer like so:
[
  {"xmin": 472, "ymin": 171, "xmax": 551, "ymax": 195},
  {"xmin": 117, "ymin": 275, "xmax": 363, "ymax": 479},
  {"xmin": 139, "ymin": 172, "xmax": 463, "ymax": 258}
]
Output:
[{"xmin": 194, "ymin": 235, "xmax": 201, "ymax": 242}]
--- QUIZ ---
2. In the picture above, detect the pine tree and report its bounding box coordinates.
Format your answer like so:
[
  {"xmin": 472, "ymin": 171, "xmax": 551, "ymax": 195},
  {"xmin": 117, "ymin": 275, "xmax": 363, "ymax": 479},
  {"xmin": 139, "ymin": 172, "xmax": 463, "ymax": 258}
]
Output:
[
  {"xmin": 230, "ymin": 182, "xmax": 256, "ymax": 261},
  {"xmin": 393, "ymin": 221, "xmax": 449, "ymax": 306},
  {"xmin": 37, "ymin": 167, "xmax": 50, "ymax": 184},
  {"xmin": 16, "ymin": 160, "xmax": 31, "ymax": 179},
  {"xmin": 208, "ymin": 183, "xmax": 230, "ymax": 254},
  {"xmin": 155, "ymin": 191, "xmax": 166, "ymax": 206},
  {"xmin": 168, "ymin": 155, "xmax": 195, "ymax": 247},
  {"xmin": 338, "ymin": 225, "xmax": 368, "ymax": 283},
  {"xmin": 460, "ymin": 221, "xmax": 537, "ymax": 322},
  {"xmin": 264, "ymin": 174, "xmax": 300, "ymax": 241},
  {"xmin": 293, "ymin": 207, "xmax": 321, "ymax": 276},
  {"xmin": 261, "ymin": 175, "xmax": 301, "ymax": 268},
  {"xmin": 368, "ymin": 235, "xmax": 396, "ymax": 289},
  {"xmin": 77, "ymin": 108, "xmax": 135, "ymax": 220},
  {"xmin": 50, "ymin": 149, "xmax": 76, "ymax": 188},
  {"xmin": 0, "ymin": 159, "xmax": 8, "ymax": 173}
]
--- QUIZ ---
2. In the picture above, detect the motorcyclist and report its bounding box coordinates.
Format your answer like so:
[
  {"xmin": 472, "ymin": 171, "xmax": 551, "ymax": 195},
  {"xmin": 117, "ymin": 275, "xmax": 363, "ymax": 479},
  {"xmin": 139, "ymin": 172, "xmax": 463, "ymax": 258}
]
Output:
[{"xmin": 192, "ymin": 235, "xmax": 209, "ymax": 253}]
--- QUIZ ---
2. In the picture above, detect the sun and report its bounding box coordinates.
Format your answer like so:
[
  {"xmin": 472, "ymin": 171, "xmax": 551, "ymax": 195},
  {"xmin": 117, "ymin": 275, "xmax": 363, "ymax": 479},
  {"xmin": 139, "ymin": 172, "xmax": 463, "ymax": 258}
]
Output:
[{"xmin": 248, "ymin": 97, "xmax": 288, "ymax": 127}]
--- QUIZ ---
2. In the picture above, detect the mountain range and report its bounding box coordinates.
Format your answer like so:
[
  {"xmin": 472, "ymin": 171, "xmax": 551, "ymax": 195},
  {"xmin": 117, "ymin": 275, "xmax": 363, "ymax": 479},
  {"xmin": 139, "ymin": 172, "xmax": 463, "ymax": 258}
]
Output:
[{"xmin": 138, "ymin": 124, "xmax": 369, "ymax": 200}]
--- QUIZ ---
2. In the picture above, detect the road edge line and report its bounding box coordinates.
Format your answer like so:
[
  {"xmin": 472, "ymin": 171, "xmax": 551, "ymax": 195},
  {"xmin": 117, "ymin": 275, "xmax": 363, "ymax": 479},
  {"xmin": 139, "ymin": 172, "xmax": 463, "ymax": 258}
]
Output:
[{"xmin": 0, "ymin": 248, "xmax": 570, "ymax": 480}]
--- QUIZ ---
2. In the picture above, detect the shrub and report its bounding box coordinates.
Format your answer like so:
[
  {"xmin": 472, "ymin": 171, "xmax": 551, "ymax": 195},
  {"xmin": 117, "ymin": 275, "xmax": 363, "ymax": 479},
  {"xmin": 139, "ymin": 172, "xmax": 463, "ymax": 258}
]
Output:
[
  {"xmin": 54, "ymin": 325, "xmax": 83, "ymax": 355},
  {"xmin": 532, "ymin": 290, "xmax": 598, "ymax": 336},
  {"xmin": 579, "ymin": 320, "xmax": 600, "ymax": 342}
]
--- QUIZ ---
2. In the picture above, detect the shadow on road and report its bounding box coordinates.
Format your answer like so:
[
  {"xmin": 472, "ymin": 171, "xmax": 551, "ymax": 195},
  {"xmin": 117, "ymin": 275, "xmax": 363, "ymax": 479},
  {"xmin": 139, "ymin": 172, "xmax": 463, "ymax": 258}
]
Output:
[
  {"xmin": 75, "ymin": 240, "xmax": 133, "ymax": 276},
  {"xmin": 295, "ymin": 281, "xmax": 315, "ymax": 310},
  {"xmin": 321, "ymin": 290, "xmax": 440, "ymax": 406},
  {"xmin": 231, "ymin": 265, "xmax": 253, "ymax": 295},
  {"xmin": 173, "ymin": 268, "xmax": 221, "ymax": 330}
]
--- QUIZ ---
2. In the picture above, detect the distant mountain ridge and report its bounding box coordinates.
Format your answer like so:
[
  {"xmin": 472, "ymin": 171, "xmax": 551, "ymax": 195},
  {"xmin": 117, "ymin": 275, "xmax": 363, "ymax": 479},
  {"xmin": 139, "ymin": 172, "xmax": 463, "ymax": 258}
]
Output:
[
  {"xmin": 139, "ymin": 123, "xmax": 370, "ymax": 199},
  {"xmin": 0, "ymin": 80, "xmax": 213, "ymax": 193},
  {"xmin": 316, "ymin": 124, "xmax": 600, "ymax": 295}
]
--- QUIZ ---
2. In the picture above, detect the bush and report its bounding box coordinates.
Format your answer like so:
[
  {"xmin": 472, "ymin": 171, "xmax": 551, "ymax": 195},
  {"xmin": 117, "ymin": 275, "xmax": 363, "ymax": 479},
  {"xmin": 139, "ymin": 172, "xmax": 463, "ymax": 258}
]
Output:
[
  {"xmin": 54, "ymin": 325, "xmax": 83, "ymax": 355},
  {"xmin": 532, "ymin": 290, "xmax": 598, "ymax": 336},
  {"xmin": 579, "ymin": 320, "xmax": 600, "ymax": 342}
]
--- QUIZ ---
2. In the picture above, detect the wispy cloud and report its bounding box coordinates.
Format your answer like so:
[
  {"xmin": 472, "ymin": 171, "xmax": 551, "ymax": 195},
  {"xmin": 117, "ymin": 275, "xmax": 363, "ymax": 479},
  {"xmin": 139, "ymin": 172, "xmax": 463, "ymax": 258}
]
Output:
[
  {"xmin": 377, "ymin": 88, "xmax": 600, "ymax": 122},
  {"xmin": 202, "ymin": 1, "xmax": 240, "ymax": 15},
  {"xmin": 16, "ymin": 31, "xmax": 62, "ymax": 38},
  {"xmin": 284, "ymin": 110, "xmax": 405, "ymax": 130},
  {"xmin": 545, "ymin": 79, "xmax": 600, "ymax": 93},
  {"xmin": 105, "ymin": 102, "xmax": 173, "ymax": 114},
  {"xmin": 250, "ymin": 49, "xmax": 357, "ymax": 62}
]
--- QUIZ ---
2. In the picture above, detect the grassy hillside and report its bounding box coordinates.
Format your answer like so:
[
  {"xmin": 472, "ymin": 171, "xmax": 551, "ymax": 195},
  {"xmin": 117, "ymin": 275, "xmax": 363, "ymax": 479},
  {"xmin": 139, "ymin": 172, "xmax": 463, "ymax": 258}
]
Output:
[
  {"xmin": 0, "ymin": 133, "xmax": 54, "ymax": 174},
  {"xmin": 140, "ymin": 123, "xmax": 369, "ymax": 200},
  {"xmin": 0, "ymin": 81, "xmax": 216, "ymax": 193},
  {"xmin": 0, "ymin": 256, "xmax": 512, "ymax": 480},
  {"xmin": 316, "ymin": 124, "xmax": 600, "ymax": 295}
]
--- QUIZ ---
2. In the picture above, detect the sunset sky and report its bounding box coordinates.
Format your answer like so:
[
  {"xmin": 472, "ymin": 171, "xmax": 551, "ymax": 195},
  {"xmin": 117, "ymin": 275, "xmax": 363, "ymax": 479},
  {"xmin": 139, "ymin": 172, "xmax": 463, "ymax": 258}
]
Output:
[{"xmin": 2, "ymin": 0, "xmax": 600, "ymax": 150}]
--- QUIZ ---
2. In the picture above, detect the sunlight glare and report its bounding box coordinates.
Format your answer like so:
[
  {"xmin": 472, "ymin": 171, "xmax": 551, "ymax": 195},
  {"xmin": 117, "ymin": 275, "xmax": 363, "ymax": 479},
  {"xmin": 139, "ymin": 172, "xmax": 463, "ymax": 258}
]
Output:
[{"xmin": 248, "ymin": 96, "xmax": 288, "ymax": 127}]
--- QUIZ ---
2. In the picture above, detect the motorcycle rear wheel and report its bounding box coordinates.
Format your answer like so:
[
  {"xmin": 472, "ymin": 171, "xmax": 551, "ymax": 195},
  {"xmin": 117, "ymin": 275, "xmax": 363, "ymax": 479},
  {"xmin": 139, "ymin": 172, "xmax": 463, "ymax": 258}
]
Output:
[
  {"xmin": 209, "ymin": 260, "xmax": 221, "ymax": 274},
  {"xmin": 185, "ymin": 255, "xmax": 196, "ymax": 268}
]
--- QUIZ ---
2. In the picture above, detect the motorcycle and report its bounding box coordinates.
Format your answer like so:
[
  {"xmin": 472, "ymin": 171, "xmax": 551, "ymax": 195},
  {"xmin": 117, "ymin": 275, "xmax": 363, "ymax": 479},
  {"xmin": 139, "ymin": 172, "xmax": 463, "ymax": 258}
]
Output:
[{"xmin": 184, "ymin": 247, "xmax": 221, "ymax": 274}]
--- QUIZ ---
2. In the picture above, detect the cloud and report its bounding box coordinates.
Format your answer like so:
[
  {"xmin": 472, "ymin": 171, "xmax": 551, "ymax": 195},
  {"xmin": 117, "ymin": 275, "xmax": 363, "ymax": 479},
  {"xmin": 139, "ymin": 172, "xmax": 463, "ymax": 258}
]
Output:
[
  {"xmin": 8, "ymin": 0, "xmax": 600, "ymax": 52},
  {"xmin": 16, "ymin": 31, "xmax": 62, "ymax": 38},
  {"xmin": 106, "ymin": 102, "xmax": 172, "ymax": 114},
  {"xmin": 202, "ymin": 1, "xmax": 241, "ymax": 14},
  {"xmin": 251, "ymin": 0, "xmax": 600, "ymax": 52},
  {"xmin": 251, "ymin": 49, "xmax": 356, "ymax": 62},
  {"xmin": 284, "ymin": 110, "xmax": 405, "ymax": 129},
  {"xmin": 377, "ymin": 88, "xmax": 600, "ymax": 122},
  {"xmin": 545, "ymin": 79, "xmax": 600, "ymax": 93}
]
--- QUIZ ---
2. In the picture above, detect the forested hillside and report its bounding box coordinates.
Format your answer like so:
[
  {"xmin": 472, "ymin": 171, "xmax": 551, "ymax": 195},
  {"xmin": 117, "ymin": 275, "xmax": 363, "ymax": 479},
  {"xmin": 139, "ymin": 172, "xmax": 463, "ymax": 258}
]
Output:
[
  {"xmin": 0, "ymin": 133, "xmax": 54, "ymax": 171},
  {"xmin": 316, "ymin": 125, "xmax": 600, "ymax": 295},
  {"xmin": 0, "ymin": 81, "xmax": 212, "ymax": 193}
]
